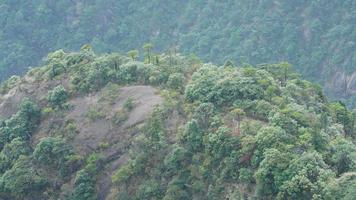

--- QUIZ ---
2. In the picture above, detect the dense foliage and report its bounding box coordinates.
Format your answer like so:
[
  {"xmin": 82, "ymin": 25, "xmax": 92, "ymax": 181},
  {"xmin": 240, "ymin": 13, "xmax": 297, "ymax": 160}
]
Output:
[
  {"xmin": 0, "ymin": 0, "xmax": 355, "ymax": 106},
  {"xmin": 0, "ymin": 47, "xmax": 354, "ymax": 199},
  {"xmin": 109, "ymin": 55, "xmax": 355, "ymax": 199}
]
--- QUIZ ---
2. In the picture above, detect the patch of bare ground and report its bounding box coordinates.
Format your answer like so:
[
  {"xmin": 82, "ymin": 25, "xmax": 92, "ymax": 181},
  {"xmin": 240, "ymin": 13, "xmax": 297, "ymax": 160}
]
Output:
[
  {"xmin": 64, "ymin": 85, "xmax": 163, "ymax": 199},
  {"xmin": 66, "ymin": 85, "xmax": 163, "ymax": 153}
]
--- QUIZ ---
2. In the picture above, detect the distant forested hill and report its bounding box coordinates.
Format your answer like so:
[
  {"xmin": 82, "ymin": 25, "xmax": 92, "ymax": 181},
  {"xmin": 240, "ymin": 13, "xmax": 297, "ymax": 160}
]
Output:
[{"xmin": 0, "ymin": 0, "xmax": 355, "ymax": 106}]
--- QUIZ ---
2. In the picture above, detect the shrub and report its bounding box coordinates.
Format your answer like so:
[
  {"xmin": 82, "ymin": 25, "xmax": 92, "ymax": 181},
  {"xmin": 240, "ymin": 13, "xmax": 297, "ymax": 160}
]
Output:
[
  {"xmin": 123, "ymin": 98, "xmax": 135, "ymax": 111},
  {"xmin": 239, "ymin": 168, "xmax": 253, "ymax": 184},
  {"xmin": 64, "ymin": 121, "xmax": 78, "ymax": 139},
  {"xmin": 41, "ymin": 107, "xmax": 54, "ymax": 118},
  {"xmin": 112, "ymin": 110, "xmax": 129, "ymax": 125},
  {"xmin": 47, "ymin": 85, "xmax": 68, "ymax": 109},
  {"xmin": 100, "ymin": 83, "xmax": 120, "ymax": 104},
  {"xmin": 0, "ymin": 75, "xmax": 20, "ymax": 94},
  {"xmin": 167, "ymin": 73, "xmax": 184, "ymax": 90},
  {"xmin": 85, "ymin": 107, "xmax": 105, "ymax": 122}
]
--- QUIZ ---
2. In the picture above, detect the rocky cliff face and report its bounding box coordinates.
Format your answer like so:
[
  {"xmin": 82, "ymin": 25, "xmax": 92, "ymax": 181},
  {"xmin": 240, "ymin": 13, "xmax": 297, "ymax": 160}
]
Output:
[
  {"xmin": 348, "ymin": 72, "xmax": 356, "ymax": 94},
  {"xmin": 329, "ymin": 71, "xmax": 356, "ymax": 96}
]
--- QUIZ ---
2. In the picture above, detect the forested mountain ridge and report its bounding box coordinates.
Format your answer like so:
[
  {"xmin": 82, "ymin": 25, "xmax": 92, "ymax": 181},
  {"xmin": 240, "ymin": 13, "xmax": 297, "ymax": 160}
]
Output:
[
  {"xmin": 0, "ymin": 47, "xmax": 355, "ymax": 199},
  {"xmin": 0, "ymin": 0, "xmax": 355, "ymax": 107}
]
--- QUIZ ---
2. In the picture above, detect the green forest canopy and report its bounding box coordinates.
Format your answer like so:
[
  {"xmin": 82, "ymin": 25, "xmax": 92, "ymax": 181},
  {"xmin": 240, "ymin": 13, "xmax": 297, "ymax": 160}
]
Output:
[
  {"xmin": 0, "ymin": 47, "xmax": 355, "ymax": 199},
  {"xmin": 0, "ymin": 0, "xmax": 355, "ymax": 107}
]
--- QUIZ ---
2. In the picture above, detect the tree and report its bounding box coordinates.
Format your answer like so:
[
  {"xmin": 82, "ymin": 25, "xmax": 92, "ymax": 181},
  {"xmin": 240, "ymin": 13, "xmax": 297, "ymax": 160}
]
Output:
[
  {"xmin": 0, "ymin": 99, "xmax": 40, "ymax": 146},
  {"xmin": 231, "ymin": 108, "xmax": 245, "ymax": 135},
  {"xmin": 329, "ymin": 102, "xmax": 353, "ymax": 138},
  {"xmin": 164, "ymin": 145, "xmax": 189, "ymax": 175},
  {"xmin": 263, "ymin": 62, "xmax": 292, "ymax": 87},
  {"xmin": 269, "ymin": 112, "xmax": 299, "ymax": 135},
  {"xmin": 0, "ymin": 137, "xmax": 31, "ymax": 173},
  {"xmin": 46, "ymin": 50, "xmax": 67, "ymax": 78},
  {"xmin": 127, "ymin": 50, "xmax": 139, "ymax": 61},
  {"xmin": 70, "ymin": 169, "xmax": 97, "ymax": 200},
  {"xmin": 155, "ymin": 55, "xmax": 160, "ymax": 65},
  {"xmin": 167, "ymin": 73, "xmax": 184, "ymax": 91},
  {"xmin": 277, "ymin": 152, "xmax": 333, "ymax": 200},
  {"xmin": 47, "ymin": 85, "xmax": 68, "ymax": 109},
  {"xmin": 180, "ymin": 120, "xmax": 203, "ymax": 151},
  {"xmin": 18, "ymin": 99, "xmax": 41, "ymax": 126},
  {"xmin": 280, "ymin": 62, "xmax": 292, "ymax": 87},
  {"xmin": 324, "ymin": 172, "xmax": 356, "ymax": 200},
  {"xmin": 223, "ymin": 60, "xmax": 234, "ymax": 67},
  {"xmin": 0, "ymin": 156, "xmax": 48, "ymax": 199},
  {"xmin": 205, "ymin": 126, "xmax": 238, "ymax": 166},
  {"xmin": 255, "ymin": 148, "xmax": 291, "ymax": 198},
  {"xmin": 239, "ymin": 168, "xmax": 253, "ymax": 184},
  {"xmin": 80, "ymin": 44, "xmax": 93, "ymax": 53},
  {"xmin": 351, "ymin": 111, "xmax": 356, "ymax": 138},
  {"xmin": 70, "ymin": 154, "xmax": 100, "ymax": 200},
  {"xmin": 33, "ymin": 137, "xmax": 75, "ymax": 177},
  {"xmin": 193, "ymin": 102, "xmax": 215, "ymax": 129},
  {"xmin": 136, "ymin": 179, "xmax": 164, "ymax": 200},
  {"xmin": 143, "ymin": 43, "xmax": 153, "ymax": 63},
  {"xmin": 266, "ymin": 85, "xmax": 278, "ymax": 101},
  {"xmin": 330, "ymin": 137, "xmax": 356, "ymax": 175},
  {"xmin": 143, "ymin": 108, "xmax": 166, "ymax": 152},
  {"xmin": 51, "ymin": 63, "xmax": 67, "ymax": 78},
  {"xmin": 163, "ymin": 176, "xmax": 190, "ymax": 200}
]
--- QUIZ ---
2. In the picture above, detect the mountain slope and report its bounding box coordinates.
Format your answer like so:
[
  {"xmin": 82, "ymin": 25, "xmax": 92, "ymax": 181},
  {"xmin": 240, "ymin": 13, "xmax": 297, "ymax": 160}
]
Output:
[
  {"xmin": 0, "ymin": 47, "xmax": 355, "ymax": 199},
  {"xmin": 0, "ymin": 0, "xmax": 355, "ymax": 106}
]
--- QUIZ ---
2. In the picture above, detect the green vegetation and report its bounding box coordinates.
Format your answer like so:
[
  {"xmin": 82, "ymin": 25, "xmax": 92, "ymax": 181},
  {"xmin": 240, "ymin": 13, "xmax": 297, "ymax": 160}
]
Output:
[
  {"xmin": 85, "ymin": 107, "xmax": 105, "ymax": 122},
  {"xmin": 0, "ymin": 99, "xmax": 40, "ymax": 148},
  {"xmin": 112, "ymin": 110, "xmax": 129, "ymax": 126},
  {"xmin": 111, "ymin": 98, "xmax": 135, "ymax": 126},
  {"xmin": 0, "ymin": 0, "xmax": 355, "ymax": 107},
  {"xmin": 0, "ymin": 156, "xmax": 48, "ymax": 199},
  {"xmin": 0, "ymin": 100, "xmax": 46, "ymax": 199},
  {"xmin": 69, "ymin": 154, "xmax": 102, "ymax": 200},
  {"xmin": 123, "ymin": 98, "xmax": 135, "ymax": 111},
  {"xmin": 0, "ymin": 76, "xmax": 20, "ymax": 94},
  {"xmin": 99, "ymin": 83, "xmax": 120, "ymax": 105},
  {"xmin": 0, "ymin": 48, "xmax": 354, "ymax": 199},
  {"xmin": 47, "ymin": 85, "xmax": 69, "ymax": 109},
  {"xmin": 33, "ymin": 137, "xmax": 79, "ymax": 177}
]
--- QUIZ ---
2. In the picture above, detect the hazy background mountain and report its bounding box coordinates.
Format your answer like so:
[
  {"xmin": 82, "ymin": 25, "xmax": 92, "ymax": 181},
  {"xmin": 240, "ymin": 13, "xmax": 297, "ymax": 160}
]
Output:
[{"xmin": 0, "ymin": 0, "xmax": 355, "ymax": 106}]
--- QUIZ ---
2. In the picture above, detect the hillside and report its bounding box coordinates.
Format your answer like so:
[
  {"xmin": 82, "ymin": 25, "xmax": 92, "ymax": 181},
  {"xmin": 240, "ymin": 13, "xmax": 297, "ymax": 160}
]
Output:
[
  {"xmin": 0, "ymin": 0, "xmax": 355, "ymax": 107},
  {"xmin": 0, "ymin": 47, "xmax": 355, "ymax": 199}
]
